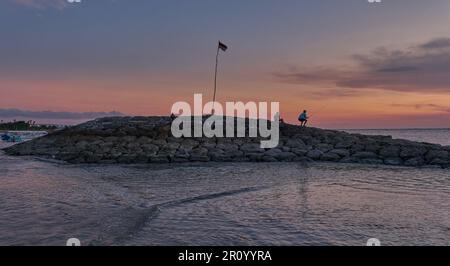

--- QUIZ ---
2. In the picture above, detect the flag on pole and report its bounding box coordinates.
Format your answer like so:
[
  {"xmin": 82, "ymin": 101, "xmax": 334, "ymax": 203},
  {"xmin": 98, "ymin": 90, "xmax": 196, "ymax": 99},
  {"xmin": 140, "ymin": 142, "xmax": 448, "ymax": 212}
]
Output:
[
  {"xmin": 212, "ymin": 40, "xmax": 228, "ymax": 111},
  {"xmin": 218, "ymin": 41, "xmax": 228, "ymax": 52}
]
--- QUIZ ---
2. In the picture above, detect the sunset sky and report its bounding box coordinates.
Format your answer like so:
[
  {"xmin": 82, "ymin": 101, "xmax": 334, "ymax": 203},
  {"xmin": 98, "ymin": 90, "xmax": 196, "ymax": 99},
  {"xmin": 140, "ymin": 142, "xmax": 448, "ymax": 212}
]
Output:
[{"xmin": 1, "ymin": 0, "xmax": 450, "ymax": 128}]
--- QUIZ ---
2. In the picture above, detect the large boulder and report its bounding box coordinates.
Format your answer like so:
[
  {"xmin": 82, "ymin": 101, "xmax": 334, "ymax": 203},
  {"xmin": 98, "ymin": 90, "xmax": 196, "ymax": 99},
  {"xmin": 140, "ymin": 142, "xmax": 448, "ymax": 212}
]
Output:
[
  {"xmin": 379, "ymin": 146, "xmax": 400, "ymax": 157},
  {"xmin": 352, "ymin": 151, "xmax": 378, "ymax": 159},
  {"xmin": 321, "ymin": 152, "xmax": 341, "ymax": 162},
  {"xmin": 306, "ymin": 149, "xmax": 323, "ymax": 160},
  {"xmin": 404, "ymin": 157, "xmax": 425, "ymax": 167},
  {"xmin": 384, "ymin": 157, "xmax": 403, "ymax": 166},
  {"xmin": 276, "ymin": 152, "xmax": 296, "ymax": 162},
  {"xmin": 179, "ymin": 139, "xmax": 199, "ymax": 151},
  {"xmin": 240, "ymin": 143, "xmax": 264, "ymax": 153},
  {"xmin": 400, "ymin": 147, "xmax": 426, "ymax": 159},
  {"xmin": 284, "ymin": 139, "xmax": 306, "ymax": 149},
  {"xmin": 264, "ymin": 148, "xmax": 283, "ymax": 157},
  {"xmin": 291, "ymin": 148, "xmax": 308, "ymax": 156},
  {"xmin": 425, "ymin": 150, "xmax": 449, "ymax": 162},
  {"xmin": 329, "ymin": 149, "xmax": 350, "ymax": 158},
  {"xmin": 335, "ymin": 141, "xmax": 353, "ymax": 149},
  {"xmin": 315, "ymin": 143, "xmax": 334, "ymax": 153}
]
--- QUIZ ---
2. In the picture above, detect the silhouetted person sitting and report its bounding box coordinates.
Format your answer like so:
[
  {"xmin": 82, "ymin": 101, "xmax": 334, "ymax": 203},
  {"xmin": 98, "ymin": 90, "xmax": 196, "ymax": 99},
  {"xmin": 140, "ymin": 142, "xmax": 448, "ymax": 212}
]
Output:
[{"xmin": 298, "ymin": 110, "xmax": 309, "ymax": 127}]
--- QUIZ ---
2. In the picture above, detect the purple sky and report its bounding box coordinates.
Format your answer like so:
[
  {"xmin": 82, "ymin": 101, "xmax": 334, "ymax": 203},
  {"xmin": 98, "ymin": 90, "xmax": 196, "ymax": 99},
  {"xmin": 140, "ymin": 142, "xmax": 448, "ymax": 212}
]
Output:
[{"xmin": 1, "ymin": 0, "xmax": 450, "ymax": 128}]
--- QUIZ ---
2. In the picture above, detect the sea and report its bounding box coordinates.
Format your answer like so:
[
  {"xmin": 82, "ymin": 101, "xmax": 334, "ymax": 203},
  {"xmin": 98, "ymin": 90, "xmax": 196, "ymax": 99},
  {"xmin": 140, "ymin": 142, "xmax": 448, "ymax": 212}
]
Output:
[
  {"xmin": 344, "ymin": 128, "xmax": 450, "ymax": 146},
  {"xmin": 0, "ymin": 129, "xmax": 449, "ymax": 246}
]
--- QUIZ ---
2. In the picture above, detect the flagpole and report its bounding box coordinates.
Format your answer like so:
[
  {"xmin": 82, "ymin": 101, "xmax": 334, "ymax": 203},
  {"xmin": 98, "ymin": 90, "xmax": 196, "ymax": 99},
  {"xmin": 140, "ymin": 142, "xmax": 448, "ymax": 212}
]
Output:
[{"xmin": 212, "ymin": 42, "xmax": 220, "ymax": 114}]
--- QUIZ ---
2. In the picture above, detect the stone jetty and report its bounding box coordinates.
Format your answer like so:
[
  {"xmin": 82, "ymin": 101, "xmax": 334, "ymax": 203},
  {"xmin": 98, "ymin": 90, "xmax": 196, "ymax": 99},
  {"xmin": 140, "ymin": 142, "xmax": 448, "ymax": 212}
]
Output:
[{"xmin": 3, "ymin": 116, "xmax": 450, "ymax": 168}]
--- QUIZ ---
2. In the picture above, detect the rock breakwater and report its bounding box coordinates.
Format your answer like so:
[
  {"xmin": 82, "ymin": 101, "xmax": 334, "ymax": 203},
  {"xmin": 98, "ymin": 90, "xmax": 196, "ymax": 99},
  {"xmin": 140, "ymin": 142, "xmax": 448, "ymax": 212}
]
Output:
[{"xmin": 3, "ymin": 116, "xmax": 450, "ymax": 168}]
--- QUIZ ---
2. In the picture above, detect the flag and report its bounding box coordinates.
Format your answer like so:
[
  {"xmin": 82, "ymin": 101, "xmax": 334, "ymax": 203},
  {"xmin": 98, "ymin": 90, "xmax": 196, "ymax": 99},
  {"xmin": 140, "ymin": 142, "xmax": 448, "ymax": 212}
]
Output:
[{"xmin": 218, "ymin": 41, "xmax": 228, "ymax": 52}]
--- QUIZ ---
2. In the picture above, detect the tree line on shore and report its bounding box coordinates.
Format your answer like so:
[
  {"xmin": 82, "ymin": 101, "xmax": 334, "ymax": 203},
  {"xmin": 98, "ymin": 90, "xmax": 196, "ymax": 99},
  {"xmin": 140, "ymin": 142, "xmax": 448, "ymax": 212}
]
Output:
[{"xmin": 0, "ymin": 120, "xmax": 57, "ymax": 131}]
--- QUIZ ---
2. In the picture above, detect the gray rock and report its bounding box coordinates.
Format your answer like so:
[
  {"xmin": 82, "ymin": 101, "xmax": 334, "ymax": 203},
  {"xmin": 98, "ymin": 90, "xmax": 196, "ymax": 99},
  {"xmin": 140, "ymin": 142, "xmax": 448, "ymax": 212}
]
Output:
[
  {"xmin": 321, "ymin": 152, "xmax": 341, "ymax": 162},
  {"xmin": 306, "ymin": 149, "xmax": 323, "ymax": 160},
  {"xmin": 109, "ymin": 148, "xmax": 124, "ymax": 157},
  {"xmin": 384, "ymin": 157, "xmax": 403, "ymax": 166},
  {"xmin": 262, "ymin": 156, "xmax": 279, "ymax": 162},
  {"xmin": 281, "ymin": 146, "xmax": 291, "ymax": 152},
  {"xmin": 276, "ymin": 152, "xmax": 296, "ymax": 161},
  {"xmin": 68, "ymin": 157, "xmax": 86, "ymax": 164},
  {"xmin": 429, "ymin": 158, "xmax": 450, "ymax": 165},
  {"xmin": 210, "ymin": 155, "xmax": 232, "ymax": 162},
  {"xmin": 216, "ymin": 143, "xmax": 239, "ymax": 152},
  {"xmin": 404, "ymin": 157, "xmax": 425, "ymax": 167},
  {"xmin": 104, "ymin": 136, "xmax": 119, "ymax": 143},
  {"xmin": 227, "ymin": 150, "xmax": 245, "ymax": 158},
  {"xmin": 365, "ymin": 143, "xmax": 382, "ymax": 153},
  {"xmin": 136, "ymin": 136, "xmax": 152, "ymax": 143},
  {"xmin": 316, "ymin": 143, "xmax": 333, "ymax": 152},
  {"xmin": 425, "ymin": 150, "xmax": 449, "ymax": 162},
  {"xmin": 360, "ymin": 158, "xmax": 383, "ymax": 165},
  {"xmin": 232, "ymin": 138, "xmax": 246, "ymax": 146},
  {"xmin": 174, "ymin": 150, "xmax": 190, "ymax": 159},
  {"xmin": 179, "ymin": 139, "xmax": 199, "ymax": 150},
  {"xmin": 75, "ymin": 140, "xmax": 89, "ymax": 149},
  {"xmin": 166, "ymin": 137, "xmax": 183, "ymax": 143},
  {"xmin": 166, "ymin": 142, "xmax": 180, "ymax": 150},
  {"xmin": 141, "ymin": 143, "xmax": 159, "ymax": 153},
  {"xmin": 152, "ymin": 155, "xmax": 171, "ymax": 163},
  {"xmin": 335, "ymin": 141, "xmax": 353, "ymax": 149},
  {"xmin": 240, "ymin": 143, "xmax": 264, "ymax": 153},
  {"xmin": 152, "ymin": 139, "xmax": 167, "ymax": 146},
  {"xmin": 189, "ymin": 155, "xmax": 210, "ymax": 162},
  {"xmin": 171, "ymin": 156, "xmax": 189, "ymax": 163},
  {"xmin": 284, "ymin": 139, "xmax": 306, "ymax": 148},
  {"xmin": 84, "ymin": 153, "xmax": 103, "ymax": 163},
  {"xmin": 134, "ymin": 155, "xmax": 151, "ymax": 163},
  {"xmin": 117, "ymin": 154, "xmax": 138, "ymax": 164},
  {"xmin": 246, "ymin": 153, "xmax": 264, "ymax": 161},
  {"xmin": 379, "ymin": 146, "xmax": 400, "ymax": 157},
  {"xmin": 58, "ymin": 152, "xmax": 79, "ymax": 161},
  {"xmin": 126, "ymin": 142, "xmax": 141, "ymax": 150},
  {"xmin": 340, "ymin": 157, "xmax": 360, "ymax": 164},
  {"xmin": 98, "ymin": 159, "xmax": 116, "ymax": 164},
  {"xmin": 264, "ymin": 149, "xmax": 283, "ymax": 157},
  {"xmin": 352, "ymin": 151, "xmax": 378, "ymax": 159},
  {"xmin": 291, "ymin": 148, "xmax": 308, "ymax": 156},
  {"xmin": 329, "ymin": 149, "xmax": 350, "ymax": 158},
  {"xmin": 400, "ymin": 147, "xmax": 426, "ymax": 158},
  {"xmin": 191, "ymin": 147, "xmax": 209, "ymax": 156},
  {"xmin": 201, "ymin": 139, "xmax": 217, "ymax": 149},
  {"xmin": 122, "ymin": 136, "xmax": 137, "ymax": 142},
  {"xmin": 159, "ymin": 147, "xmax": 178, "ymax": 156},
  {"xmin": 293, "ymin": 156, "xmax": 313, "ymax": 163},
  {"xmin": 350, "ymin": 144, "xmax": 366, "ymax": 153}
]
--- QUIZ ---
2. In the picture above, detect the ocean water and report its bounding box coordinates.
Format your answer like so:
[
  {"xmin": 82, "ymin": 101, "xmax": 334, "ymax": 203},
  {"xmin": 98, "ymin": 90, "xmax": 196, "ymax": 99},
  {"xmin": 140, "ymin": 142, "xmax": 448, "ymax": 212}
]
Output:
[
  {"xmin": 1, "ymin": 135, "xmax": 450, "ymax": 246},
  {"xmin": 344, "ymin": 128, "xmax": 450, "ymax": 146}
]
